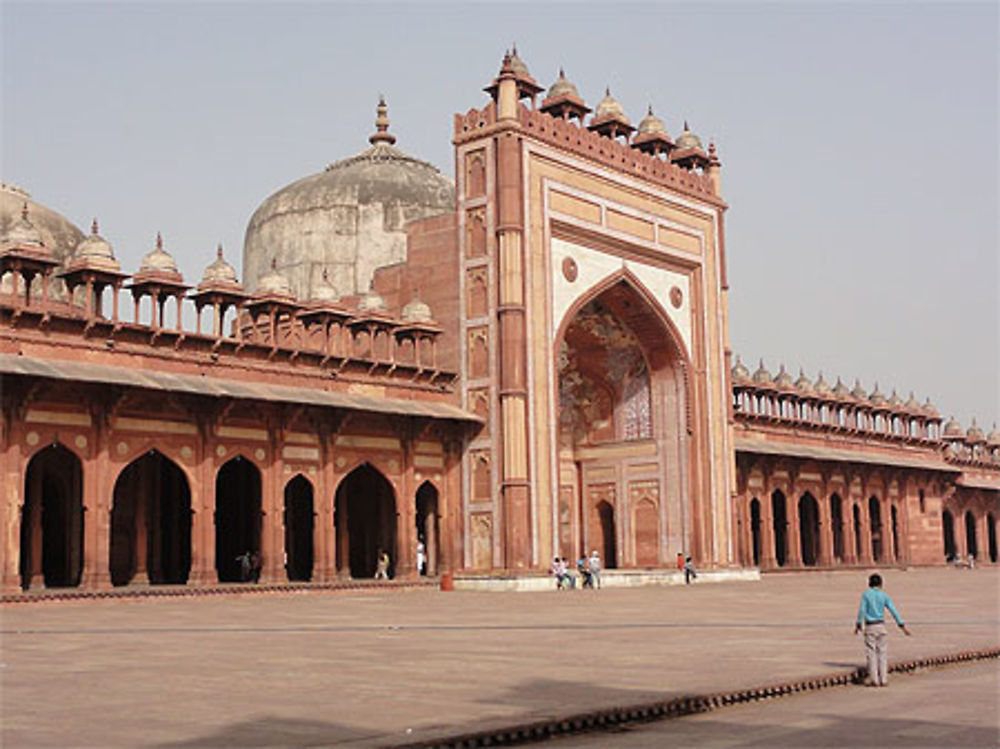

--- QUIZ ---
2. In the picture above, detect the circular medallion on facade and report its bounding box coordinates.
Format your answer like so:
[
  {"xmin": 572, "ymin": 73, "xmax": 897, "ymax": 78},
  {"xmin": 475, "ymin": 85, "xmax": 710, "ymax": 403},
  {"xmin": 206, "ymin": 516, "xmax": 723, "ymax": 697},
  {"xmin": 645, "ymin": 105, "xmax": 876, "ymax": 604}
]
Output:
[
  {"xmin": 26, "ymin": 431, "xmax": 39, "ymax": 446},
  {"xmin": 254, "ymin": 448, "xmax": 266, "ymax": 462},
  {"xmin": 562, "ymin": 257, "xmax": 578, "ymax": 282},
  {"xmin": 74, "ymin": 435, "xmax": 87, "ymax": 450},
  {"xmin": 308, "ymin": 466, "xmax": 317, "ymax": 476},
  {"xmin": 284, "ymin": 464, "xmax": 291, "ymax": 473},
  {"xmin": 415, "ymin": 472, "xmax": 422, "ymax": 482},
  {"xmin": 669, "ymin": 286, "xmax": 683, "ymax": 309},
  {"xmin": 433, "ymin": 473, "xmax": 441, "ymax": 483},
  {"xmin": 388, "ymin": 459, "xmax": 399, "ymax": 473},
  {"xmin": 117, "ymin": 441, "xmax": 129, "ymax": 456},
  {"xmin": 215, "ymin": 445, "xmax": 227, "ymax": 458},
  {"xmin": 181, "ymin": 446, "xmax": 193, "ymax": 460},
  {"xmin": 336, "ymin": 456, "xmax": 347, "ymax": 469}
]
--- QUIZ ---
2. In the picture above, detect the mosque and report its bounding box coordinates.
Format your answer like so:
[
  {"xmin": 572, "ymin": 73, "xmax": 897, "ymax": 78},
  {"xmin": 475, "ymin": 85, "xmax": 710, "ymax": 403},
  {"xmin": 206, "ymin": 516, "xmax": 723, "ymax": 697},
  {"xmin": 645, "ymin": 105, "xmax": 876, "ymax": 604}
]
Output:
[{"xmin": 1, "ymin": 51, "xmax": 997, "ymax": 594}]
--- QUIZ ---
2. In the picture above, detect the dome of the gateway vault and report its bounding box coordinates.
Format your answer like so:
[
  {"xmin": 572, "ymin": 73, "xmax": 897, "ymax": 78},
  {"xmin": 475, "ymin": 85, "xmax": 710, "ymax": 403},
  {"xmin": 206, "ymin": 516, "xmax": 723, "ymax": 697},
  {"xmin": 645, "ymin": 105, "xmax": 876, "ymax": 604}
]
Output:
[
  {"xmin": 243, "ymin": 98, "xmax": 455, "ymax": 303},
  {"xmin": 0, "ymin": 183, "xmax": 85, "ymax": 262}
]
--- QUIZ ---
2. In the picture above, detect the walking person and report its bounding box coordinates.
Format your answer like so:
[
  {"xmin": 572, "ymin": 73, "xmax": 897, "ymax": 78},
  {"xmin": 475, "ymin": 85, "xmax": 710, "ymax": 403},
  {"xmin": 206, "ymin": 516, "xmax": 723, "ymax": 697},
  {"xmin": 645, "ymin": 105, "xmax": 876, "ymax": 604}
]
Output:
[
  {"xmin": 854, "ymin": 573, "xmax": 911, "ymax": 686},
  {"xmin": 588, "ymin": 550, "xmax": 602, "ymax": 589},
  {"xmin": 683, "ymin": 556, "xmax": 697, "ymax": 584}
]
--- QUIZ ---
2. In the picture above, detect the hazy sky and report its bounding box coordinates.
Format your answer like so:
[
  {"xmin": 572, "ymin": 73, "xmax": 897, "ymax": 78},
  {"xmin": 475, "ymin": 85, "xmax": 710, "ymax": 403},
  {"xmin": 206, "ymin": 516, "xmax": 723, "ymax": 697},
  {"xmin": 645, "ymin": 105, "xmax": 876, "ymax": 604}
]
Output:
[{"xmin": 2, "ymin": 2, "xmax": 997, "ymax": 427}]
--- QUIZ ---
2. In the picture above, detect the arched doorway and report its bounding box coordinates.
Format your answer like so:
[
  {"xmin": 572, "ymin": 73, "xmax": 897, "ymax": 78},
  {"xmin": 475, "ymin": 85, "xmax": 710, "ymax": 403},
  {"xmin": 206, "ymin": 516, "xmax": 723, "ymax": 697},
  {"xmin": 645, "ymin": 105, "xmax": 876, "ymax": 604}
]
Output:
[
  {"xmin": 799, "ymin": 493, "xmax": 820, "ymax": 566},
  {"xmin": 335, "ymin": 463, "xmax": 396, "ymax": 578},
  {"xmin": 964, "ymin": 511, "xmax": 978, "ymax": 561},
  {"xmin": 110, "ymin": 451, "xmax": 191, "ymax": 586},
  {"xmin": 556, "ymin": 277, "xmax": 687, "ymax": 571},
  {"xmin": 988, "ymin": 514, "xmax": 997, "ymax": 564},
  {"xmin": 215, "ymin": 456, "xmax": 262, "ymax": 582},
  {"xmin": 749, "ymin": 498, "xmax": 761, "ymax": 567},
  {"xmin": 20, "ymin": 444, "xmax": 84, "ymax": 589},
  {"xmin": 415, "ymin": 482, "xmax": 440, "ymax": 576},
  {"xmin": 596, "ymin": 500, "xmax": 617, "ymax": 569},
  {"xmin": 830, "ymin": 494, "xmax": 844, "ymax": 562},
  {"xmin": 942, "ymin": 509, "xmax": 956, "ymax": 561},
  {"xmin": 890, "ymin": 504, "xmax": 900, "ymax": 562},
  {"xmin": 853, "ymin": 504, "xmax": 863, "ymax": 559},
  {"xmin": 284, "ymin": 475, "xmax": 314, "ymax": 582},
  {"xmin": 634, "ymin": 499, "xmax": 658, "ymax": 567},
  {"xmin": 771, "ymin": 490, "xmax": 787, "ymax": 567},
  {"xmin": 868, "ymin": 497, "xmax": 883, "ymax": 562}
]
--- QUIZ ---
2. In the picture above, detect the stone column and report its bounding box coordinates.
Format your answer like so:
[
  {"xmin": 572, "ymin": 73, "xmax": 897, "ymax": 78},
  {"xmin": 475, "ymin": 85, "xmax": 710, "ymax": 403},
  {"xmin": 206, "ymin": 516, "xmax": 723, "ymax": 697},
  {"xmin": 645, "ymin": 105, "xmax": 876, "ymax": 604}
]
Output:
[
  {"xmin": 787, "ymin": 491, "xmax": 803, "ymax": 566},
  {"xmin": 1, "ymin": 434, "xmax": 23, "ymax": 593},
  {"xmin": 858, "ymin": 500, "xmax": 873, "ymax": 565},
  {"xmin": 440, "ymin": 438, "xmax": 463, "ymax": 575},
  {"xmin": 843, "ymin": 501, "xmax": 858, "ymax": 565},
  {"xmin": 317, "ymin": 427, "xmax": 335, "ymax": 582},
  {"xmin": 818, "ymin": 494, "xmax": 834, "ymax": 567},
  {"xmin": 395, "ymin": 426, "xmax": 416, "ymax": 579},
  {"xmin": 190, "ymin": 420, "xmax": 215, "ymax": 586},
  {"xmin": 760, "ymin": 491, "xmax": 776, "ymax": 569},
  {"xmin": 83, "ymin": 408, "xmax": 113, "ymax": 589},
  {"xmin": 261, "ymin": 439, "xmax": 283, "ymax": 584}
]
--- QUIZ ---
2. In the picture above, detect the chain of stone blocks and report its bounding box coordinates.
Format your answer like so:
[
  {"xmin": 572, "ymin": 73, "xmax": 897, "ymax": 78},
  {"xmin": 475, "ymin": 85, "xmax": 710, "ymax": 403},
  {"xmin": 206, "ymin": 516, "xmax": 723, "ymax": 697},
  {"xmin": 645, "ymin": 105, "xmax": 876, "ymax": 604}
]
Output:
[{"xmin": 392, "ymin": 646, "xmax": 1000, "ymax": 749}]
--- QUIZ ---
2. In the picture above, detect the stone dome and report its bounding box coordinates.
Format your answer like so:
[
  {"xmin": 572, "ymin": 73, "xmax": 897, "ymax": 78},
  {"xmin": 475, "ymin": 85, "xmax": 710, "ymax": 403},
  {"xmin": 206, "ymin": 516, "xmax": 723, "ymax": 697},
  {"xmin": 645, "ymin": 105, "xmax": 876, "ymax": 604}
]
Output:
[
  {"xmin": 508, "ymin": 47, "xmax": 531, "ymax": 77},
  {"xmin": 851, "ymin": 380, "xmax": 868, "ymax": 402},
  {"xmin": 0, "ymin": 183, "xmax": 84, "ymax": 258},
  {"xmin": 73, "ymin": 218, "xmax": 121, "ymax": 271},
  {"xmin": 832, "ymin": 377, "xmax": 851, "ymax": 398},
  {"xmin": 201, "ymin": 244, "xmax": 239, "ymax": 286},
  {"xmin": 869, "ymin": 383, "xmax": 887, "ymax": 406},
  {"xmin": 593, "ymin": 88, "xmax": 629, "ymax": 123},
  {"xmin": 3, "ymin": 202, "xmax": 43, "ymax": 248},
  {"xmin": 637, "ymin": 106, "xmax": 668, "ymax": 135},
  {"xmin": 814, "ymin": 371, "xmax": 831, "ymax": 396},
  {"xmin": 887, "ymin": 389, "xmax": 903, "ymax": 408},
  {"xmin": 358, "ymin": 284, "xmax": 387, "ymax": 314},
  {"xmin": 966, "ymin": 419, "xmax": 985, "ymax": 443},
  {"xmin": 731, "ymin": 355, "xmax": 750, "ymax": 382},
  {"xmin": 794, "ymin": 369, "xmax": 814, "ymax": 394},
  {"xmin": 986, "ymin": 423, "xmax": 1000, "ymax": 447},
  {"xmin": 774, "ymin": 364, "xmax": 794, "ymax": 389},
  {"xmin": 675, "ymin": 121, "xmax": 703, "ymax": 150},
  {"xmin": 546, "ymin": 69, "xmax": 580, "ymax": 101},
  {"xmin": 254, "ymin": 259, "xmax": 293, "ymax": 297},
  {"xmin": 310, "ymin": 268, "xmax": 339, "ymax": 303},
  {"xmin": 243, "ymin": 99, "xmax": 455, "ymax": 303},
  {"xmin": 922, "ymin": 397, "xmax": 939, "ymax": 418},
  {"xmin": 904, "ymin": 392, "xmax": 921, "ymax": 411},
  {"xmin": 401, "ymin": 296, "xmax": 433, "ymax": 323},
  {"xmin": 752, "ymin": 359, "xmax": 772, "ymax": 385},
  {"xmin": 942, "ymin": 416, "xmax": 963, "ymax": 439},
  {"xmin": 139, "ymin": 232, "xmax": 180, "ymax": 275}
]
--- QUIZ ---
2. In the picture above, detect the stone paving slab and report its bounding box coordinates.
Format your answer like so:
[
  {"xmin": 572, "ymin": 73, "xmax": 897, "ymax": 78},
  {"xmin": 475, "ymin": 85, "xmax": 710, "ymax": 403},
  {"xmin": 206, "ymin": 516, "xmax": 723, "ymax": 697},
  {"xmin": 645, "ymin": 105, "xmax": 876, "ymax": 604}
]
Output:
[{"xmin": 1, "ymin": 568, "xmax": 997, "ymax": 748}]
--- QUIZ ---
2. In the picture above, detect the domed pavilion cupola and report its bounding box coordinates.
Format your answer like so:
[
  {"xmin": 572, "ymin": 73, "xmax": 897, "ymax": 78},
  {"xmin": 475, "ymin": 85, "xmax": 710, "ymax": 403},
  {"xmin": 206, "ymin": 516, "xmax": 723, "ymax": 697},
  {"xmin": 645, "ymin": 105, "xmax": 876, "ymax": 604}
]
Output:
[
  {"xmin": 539, "ymin": 68, "xmax": 591, "ymax": 122},
  {"xmin": 774, "ymin": 363, "xmax": 794, "ymax": 390},
  {"xmin": 632, "ymin": 106, "xmax": 675, "ymax": 157},
  {"xmin": 813, "ymin": 371, "xmax": 831, "ymax": 397},
  {"xmin": 795, "ymin": 368, "xmax": 814, "ymax": 395},
  {"xmin": 751, "ymin": 358, "xmax": 773, "ymax": 387},
  {"xmin": 485, "ymin": 46, "xmax": 544, "ymax": 106},
  {"xmin": 832, "ymin": 377, "xmax": 851, "ymax": 399},
  {"xmin": 851, "ymin": 379, "xmax": 868, "ymax": 403},
  {"xmin": 0, "ymin": 202, "xmax": 61, "ymax": 308},
  {"xmin": 245, "ymin": 258, "xmax": 300, "ymax": 349},
  {"xmin": 587, "ymin": 88, "xmax": 635, "ymax": 142},
  {"xmin": 904, "ymin": 391, "xmax": 922, "ymax": 413},
  {"xmin": 190, "ymin": 244, "xmax": 248, "ymax": 339},
  {"xmin": 61, "ymin": 218, "xmax": 129, "ymax": 321},
  {"xmin": 671, "ymin": 121, "xmax": 711, "ymax": 171},
  {"xmin": 395, "ymin": 290, "xmax": 442, "ymax": 371},
  {"xmin": 966, "ymin": 419, "xmax": 985, "ymax": 444},
  {"xmin": 986, "ymin": 423, "xmax": 1000, "ymax": 449},
  {"xmin": 129, "ymin": 232, "xmax": 190, "ymax": 332},
  {"xmin": 942, "ymin": 415, "xmax": 964, "ymax": 441},
  {"xmin": 868, "ymin": 382, "xmax": 887, "ymax": 408},
  {"xmin": 730, "ymin": 355, "xmax": 751, "ymax": 384}
]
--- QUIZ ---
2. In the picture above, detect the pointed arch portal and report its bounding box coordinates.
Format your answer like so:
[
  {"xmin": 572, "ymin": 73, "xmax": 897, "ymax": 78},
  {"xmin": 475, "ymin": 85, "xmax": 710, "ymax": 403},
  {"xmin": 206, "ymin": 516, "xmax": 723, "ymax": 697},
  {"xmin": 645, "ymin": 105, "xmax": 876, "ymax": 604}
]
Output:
[
  {"xmin": 335, "ymin": 463, "xmax": 397, "ymax": 578},
  {"xmin": 20, "ymin": 444, "xmax": 84, "ymax": 590},
  {"xmin": 215, "ymin": 456, "xmax": 262, "ymax": 582},
  {"xmin": 110, "ymin": 450, "xmax": 191, "ymax": 586},
  {"xmin": 284, "ymin": 475, "xmax": 314, "ymax": 582}
]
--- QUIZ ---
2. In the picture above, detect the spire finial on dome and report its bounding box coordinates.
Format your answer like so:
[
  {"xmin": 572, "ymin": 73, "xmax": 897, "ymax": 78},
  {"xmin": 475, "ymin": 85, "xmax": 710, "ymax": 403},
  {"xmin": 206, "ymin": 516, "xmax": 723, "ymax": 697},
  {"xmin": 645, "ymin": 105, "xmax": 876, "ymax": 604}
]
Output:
[
  {"xmin": 156, "ymin": 231, "xmax": 163, "ymax": 250},
  {"xmin": 559, "ymin": 66, "xmax": 565, "ymax": 78},
  {"xmin": 216, "ymin": 243, "xmax": 224, "ymax": 259},
  {"xmin": 683, "ymin": 120, "xmax": 690, "ymax": 131},
  {"xmin": 369, "ymin": 95, "xmax": 396, "ymax": 146},
  {"xmin": 91, "ymin": 218, "xmax": 99, "ymax": 235}
]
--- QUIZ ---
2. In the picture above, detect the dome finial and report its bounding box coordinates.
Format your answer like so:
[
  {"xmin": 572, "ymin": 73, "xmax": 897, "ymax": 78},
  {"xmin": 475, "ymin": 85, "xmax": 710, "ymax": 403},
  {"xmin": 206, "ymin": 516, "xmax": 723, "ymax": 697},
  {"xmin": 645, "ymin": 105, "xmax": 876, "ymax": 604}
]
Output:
[
  {"xmin": 216, "ymin": 243, "xmax": 224, "ymax": 259},
  {"xmin": 369, "ymin": 95, "xmax": 396, "ymax": 146},
  {"xmin": 91, "ymin": 218, "xmax": 99, "ymax": 235},
  {"xmin": 156, "ymin": 231, "xmax": 163, "ymax": 250}
]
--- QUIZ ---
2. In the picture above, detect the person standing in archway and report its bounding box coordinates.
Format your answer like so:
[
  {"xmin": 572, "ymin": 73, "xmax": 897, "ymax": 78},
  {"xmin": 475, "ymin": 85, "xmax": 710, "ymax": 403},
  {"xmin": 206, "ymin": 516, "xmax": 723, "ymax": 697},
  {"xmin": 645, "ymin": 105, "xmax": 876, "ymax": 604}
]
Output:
[
  {"xmin": 854, "ymin": 573, "xmax": 911, "ymax": 686},
  {"xmin": 374, "ymin": 549, "xmax": 390, "ymax": 580}
]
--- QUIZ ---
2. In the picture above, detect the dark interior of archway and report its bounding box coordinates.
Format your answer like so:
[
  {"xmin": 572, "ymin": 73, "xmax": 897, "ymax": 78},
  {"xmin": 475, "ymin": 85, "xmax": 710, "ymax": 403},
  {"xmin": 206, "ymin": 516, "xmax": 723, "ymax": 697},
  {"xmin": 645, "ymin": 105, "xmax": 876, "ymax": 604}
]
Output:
[
  {"xmin": 110, "ymin": 451, "xmax": 191, "ymax": 586},
  {"xmin": 215, "ymin": 457, "xmax": 262, "ymax": 582},
  {"xmin": 597, "ymin": 500, "xmax": 617, "ymax": 569},
  {"xmin": 284, "ymin": 476, "xmax": 314, "ymax": 582},
  {"xmin": 20, "ymin": 445, "xmax": 83, "ymax": 589},
  {"xmin": 853, "ymin": 504, "xmax": 863, "ymax": 558},
  {"xmin": 964, "ymin": 512, "xmax": 978, "ymax": 558},
  {"xmin": 335, "ymin": 464, "xmax": 396, "ymax": 578},
  {"xmin": 830, "ymin": 496, "xmax": 844, "ymax": 561},
  {"xmin": 890, "ymin": 505, "xmax": 900, "ymax": 561},
  {"xmin": 772, "ymin": 492, "xmax": 787, "ymax": 567},
  {"xmin": 942, "ymin": 510, "xmax": 956, "ymax": 559},
  {"xmin": 799, "ymin": 494, "xmax": 819, "ymax": 566},
  {"xmin": 415, "ymin": 483, "xmax": 438, "ymax": 576},
  {"xmin": 868, "ymin": 497, "xmax": 883, "ymax": 561},
  {"xmin": 749, "ymin": 498, "xmax": 761, "ymax": 566},
  {"xmin": 988, "ymin": 515, "xmax": 997, "ymax": 563}
]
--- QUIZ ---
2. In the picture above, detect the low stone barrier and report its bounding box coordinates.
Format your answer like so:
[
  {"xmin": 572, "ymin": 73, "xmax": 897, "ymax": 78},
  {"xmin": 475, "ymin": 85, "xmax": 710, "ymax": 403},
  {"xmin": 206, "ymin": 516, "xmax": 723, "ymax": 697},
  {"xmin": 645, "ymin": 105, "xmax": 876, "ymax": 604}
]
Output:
[
  {"xmin": 452, "ymin": 567, "xmax": 760, "ymax": 591},
  {"xmin": 390, "ymin": 646, "xmax": 1000, "ymax": 748}
]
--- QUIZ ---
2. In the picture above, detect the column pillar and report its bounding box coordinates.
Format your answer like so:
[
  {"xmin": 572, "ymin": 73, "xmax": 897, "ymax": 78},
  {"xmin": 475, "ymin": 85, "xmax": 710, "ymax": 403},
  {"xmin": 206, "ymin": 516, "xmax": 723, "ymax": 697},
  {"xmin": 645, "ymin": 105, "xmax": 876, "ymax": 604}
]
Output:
[
  {"xmin": 190, "ymin": 417, "xmax": 215, "ymax": 585},
  {"xmin": 317, "ymin": 426, "xmax": 335, "ymax": 582},
  {"xmin": 83, "ymin": 406, "xmax": 113, "ymax": 589},
  {"xmin": 260, "ymin": 433, "xmax": 283, "ymax": 584},
  {"xmin": 844, "ymin": 500, "xmax": 858, "ymax": 565},
  {"xmin": 818, "ymin": 494, "xmax": 834, "ymax": 567},
  {"xmin": 859, "ymin": 499, "xmax": 874, "ymax": 565},
  {"xmin": 1, "ymin": 433, "xmax": 24, "ymax": 593},
  {"xmin": 760, "ymin": 490, "xmax": 776, "ymax": 569},
  {"xmin": 787, "ymin": 490, "xmax": 803, "ymax": 566},
  {"xmin": 396, "ymin": 426, "xmax": 417, "ymax": 579}
]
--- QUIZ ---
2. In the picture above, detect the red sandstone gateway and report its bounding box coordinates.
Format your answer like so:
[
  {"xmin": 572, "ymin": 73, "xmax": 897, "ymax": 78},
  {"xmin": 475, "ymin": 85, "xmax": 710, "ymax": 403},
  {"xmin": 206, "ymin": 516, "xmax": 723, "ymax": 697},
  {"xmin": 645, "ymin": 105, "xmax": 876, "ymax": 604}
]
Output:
[{"xmin": 1, "ymin": 50, "xmax": 997, "ymax": 595}]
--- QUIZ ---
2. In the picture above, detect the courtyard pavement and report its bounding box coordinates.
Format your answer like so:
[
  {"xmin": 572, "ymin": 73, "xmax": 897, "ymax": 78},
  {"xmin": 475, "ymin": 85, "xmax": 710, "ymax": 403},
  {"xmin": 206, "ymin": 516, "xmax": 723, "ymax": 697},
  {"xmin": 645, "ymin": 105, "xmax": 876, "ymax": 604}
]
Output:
[{"xmin": 1, "ymin": 568, "xmax": 997, "ymax": 748}]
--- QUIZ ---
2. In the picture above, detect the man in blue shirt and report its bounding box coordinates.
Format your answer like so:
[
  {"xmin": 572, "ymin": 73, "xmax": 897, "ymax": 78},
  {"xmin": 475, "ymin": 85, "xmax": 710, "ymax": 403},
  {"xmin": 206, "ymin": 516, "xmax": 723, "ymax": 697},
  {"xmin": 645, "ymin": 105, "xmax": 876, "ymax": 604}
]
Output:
[{"xmin": 854, "ymin": 573, "xmax": 911, "ymax": 686}]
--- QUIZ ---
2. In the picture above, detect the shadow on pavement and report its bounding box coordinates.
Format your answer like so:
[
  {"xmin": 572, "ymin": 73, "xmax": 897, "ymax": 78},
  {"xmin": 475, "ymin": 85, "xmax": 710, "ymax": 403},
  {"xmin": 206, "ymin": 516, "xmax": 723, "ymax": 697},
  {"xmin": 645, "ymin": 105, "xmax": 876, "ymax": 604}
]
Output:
[{"xmin": 148, "ymin": 715, "xmax": 380, "ymax": 748}]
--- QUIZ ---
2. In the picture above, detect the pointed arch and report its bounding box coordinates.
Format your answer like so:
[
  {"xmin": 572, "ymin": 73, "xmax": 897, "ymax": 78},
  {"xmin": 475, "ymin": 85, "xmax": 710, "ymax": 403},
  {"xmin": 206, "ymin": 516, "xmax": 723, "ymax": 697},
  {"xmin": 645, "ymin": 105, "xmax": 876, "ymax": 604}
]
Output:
[
  {"xmin": 20, "ymin": 443, "xmax": 84, "ymax": 589},
  {"xmin": 415, "ymin": 480, "xmax": 440, "ymax": 576},
  {"xmin": 215, "ymin": 455, "xmax": 262, "ymax": 582},
  {"xmin": 334, "ymin": 462, "xmax": 397, "ymax": 578},
  {"xmin": 110, "ymin": 449, "xmax": 191, "ymax": 586},
  {"xmin": 284, "ymin": 474, "xmax": 314, "ymax": 582}
]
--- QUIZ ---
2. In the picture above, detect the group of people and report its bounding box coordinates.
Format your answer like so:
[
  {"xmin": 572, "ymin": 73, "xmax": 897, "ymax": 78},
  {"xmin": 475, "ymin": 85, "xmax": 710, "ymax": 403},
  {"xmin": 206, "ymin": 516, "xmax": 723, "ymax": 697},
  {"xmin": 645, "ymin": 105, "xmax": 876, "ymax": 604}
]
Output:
[{"xmin": 551, "ymin": 551, "xmax": 603, "ymax": 589}]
